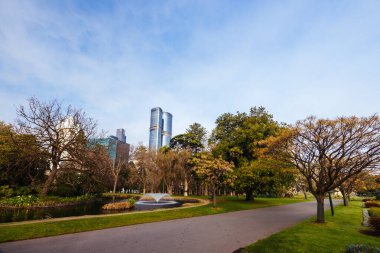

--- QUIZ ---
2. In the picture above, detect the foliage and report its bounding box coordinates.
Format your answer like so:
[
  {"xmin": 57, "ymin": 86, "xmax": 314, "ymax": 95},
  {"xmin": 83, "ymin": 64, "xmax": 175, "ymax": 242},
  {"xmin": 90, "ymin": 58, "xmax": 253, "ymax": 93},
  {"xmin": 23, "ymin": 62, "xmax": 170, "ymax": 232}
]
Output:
[
  {"xmin": 346, "ymin": 244, "xmax": 380, "ymax": 253},
  {"xmin": 0, "ymin": 195, "xmax": 94, "ymax": 207},
  {"xmin": 209, "ymin": 107, "xmax": 292, "ymax": 200},
  {"xmin": 0, "ymin": 195, "xmax": 39, "ymax": 207},
  {"xmin": 0, "ymin": 185, "xmax": 13, "ymax": 198},
  {"xmin": 128, "ymin": 198, "xmax": 136, "ymax": 206},
  {"xmin": 0, "ymin": 121, "xmax": 47, "ymax": 193},
  {"xmin": 170, "ymin": 123, "xmax": 207, "ymax": 153},
  {"xmin": 267, "ymin": 115, "xmax": 380, "ymax": 222},
  {"xmin": 210, "ymin": 106, "xmax": 282, "ymax": 166},
  {"xmin": 235, "ymin": 158, "xmax": 297, "ymax": 200},
  {"xmin": 191, "ymin": 152, "xmax": 235, "ymax": 206},
  {"xmin": 368, "ymin": 206, "xmax": 380, "ymax": 217},
  {"xmin": 51, "ymin": 169, "xmax": 110, "ymax": 197}
]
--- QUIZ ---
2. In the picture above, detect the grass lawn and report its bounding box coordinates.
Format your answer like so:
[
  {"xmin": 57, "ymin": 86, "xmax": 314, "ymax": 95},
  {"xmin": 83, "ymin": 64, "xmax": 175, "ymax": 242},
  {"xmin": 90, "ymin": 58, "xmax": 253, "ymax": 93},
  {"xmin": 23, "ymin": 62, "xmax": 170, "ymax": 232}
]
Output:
[
  {"xmin": 245, "ymin": 200, "xmax": 380, "ymax": 253},
  {"xmin": 0, "ymin": 196, "xmax": 307, "ymax": 243}
]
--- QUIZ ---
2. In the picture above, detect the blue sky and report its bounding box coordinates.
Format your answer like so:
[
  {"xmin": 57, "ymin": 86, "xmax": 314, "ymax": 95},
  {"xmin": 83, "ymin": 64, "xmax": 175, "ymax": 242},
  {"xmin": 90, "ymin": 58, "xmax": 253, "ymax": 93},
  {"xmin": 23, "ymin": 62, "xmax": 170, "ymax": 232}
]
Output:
[{"xmin": 1, "ymin": 0, "xmax": 379, "ymax": 145}]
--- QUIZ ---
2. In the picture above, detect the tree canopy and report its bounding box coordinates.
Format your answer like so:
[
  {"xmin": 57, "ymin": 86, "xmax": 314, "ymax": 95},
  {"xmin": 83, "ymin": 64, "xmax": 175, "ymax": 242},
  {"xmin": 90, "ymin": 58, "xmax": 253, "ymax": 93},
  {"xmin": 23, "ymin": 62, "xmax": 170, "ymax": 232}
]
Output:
[{"xmin": 268, "ymin": 115, "xmax": 380, "ymax": 222}]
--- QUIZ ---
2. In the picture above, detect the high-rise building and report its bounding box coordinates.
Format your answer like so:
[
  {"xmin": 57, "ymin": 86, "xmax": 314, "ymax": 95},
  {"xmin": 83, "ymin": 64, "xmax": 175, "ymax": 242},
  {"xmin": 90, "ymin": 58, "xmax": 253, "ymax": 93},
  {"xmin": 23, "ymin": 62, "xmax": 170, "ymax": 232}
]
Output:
[
  {"xmin": 90, "ymin": 135, "xmax": 130, "ymax": 164},
  {"xmin": 149, "ymin": 107, "xmax": 172, "ymax": 150},
  {"xmin": 116, "ymin": 128, "xmax": 126, "ymax": 143}
]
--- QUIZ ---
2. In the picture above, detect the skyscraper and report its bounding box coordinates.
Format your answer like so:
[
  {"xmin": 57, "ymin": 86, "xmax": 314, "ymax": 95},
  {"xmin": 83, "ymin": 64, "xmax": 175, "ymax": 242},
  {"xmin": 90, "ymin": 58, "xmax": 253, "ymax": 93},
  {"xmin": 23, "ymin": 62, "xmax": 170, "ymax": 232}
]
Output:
[
  {"xmin": 116, "ymin": 128, "xmax": 126, "ymax": 143},
  {"xmin": 90, "ymin": 135, "xmax": 130, "ymax": 164},
  {"xmin": 149, "ymin": 107, "xmax": 172, "ymax": 150}
]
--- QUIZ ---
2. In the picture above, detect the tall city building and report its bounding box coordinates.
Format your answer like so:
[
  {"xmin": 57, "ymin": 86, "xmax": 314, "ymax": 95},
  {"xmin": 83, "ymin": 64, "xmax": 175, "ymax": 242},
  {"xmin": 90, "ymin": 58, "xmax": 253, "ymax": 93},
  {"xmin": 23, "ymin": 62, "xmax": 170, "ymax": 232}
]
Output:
[
  {"xmin": 90, "ymin": 132, "xmax": 130, "ymax": 164},
  {"xmin": 116, "ymin": 128, "xmax": 126, "ymax": 143},
  {"xmin": 149, "ymin": 107, "xmax": 173, "ymax": 150}
]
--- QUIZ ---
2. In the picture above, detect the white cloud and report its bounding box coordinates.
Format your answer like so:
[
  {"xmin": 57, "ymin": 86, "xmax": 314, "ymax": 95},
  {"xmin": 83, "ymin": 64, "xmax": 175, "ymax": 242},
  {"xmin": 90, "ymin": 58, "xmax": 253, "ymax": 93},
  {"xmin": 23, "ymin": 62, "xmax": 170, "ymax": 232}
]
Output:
[{"xmin": 0, "ymin": 0, "xmax": 379, "ymax": 145}]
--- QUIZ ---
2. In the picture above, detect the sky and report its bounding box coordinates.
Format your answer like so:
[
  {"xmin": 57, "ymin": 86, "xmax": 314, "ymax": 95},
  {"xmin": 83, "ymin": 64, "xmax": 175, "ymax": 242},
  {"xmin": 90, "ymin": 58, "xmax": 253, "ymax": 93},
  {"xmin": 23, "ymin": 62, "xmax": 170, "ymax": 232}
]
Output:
[{"xmin": 0, "ymin": 0, "xmax": 379, "ymax": 145}]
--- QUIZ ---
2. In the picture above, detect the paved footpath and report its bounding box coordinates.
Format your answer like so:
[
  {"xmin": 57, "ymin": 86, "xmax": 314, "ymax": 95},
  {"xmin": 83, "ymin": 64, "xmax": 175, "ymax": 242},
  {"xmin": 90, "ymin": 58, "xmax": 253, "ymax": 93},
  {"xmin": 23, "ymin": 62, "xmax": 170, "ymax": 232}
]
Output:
[{"xmin": 0, "ymin": 200, "xmax": 339, "ymax": 253}]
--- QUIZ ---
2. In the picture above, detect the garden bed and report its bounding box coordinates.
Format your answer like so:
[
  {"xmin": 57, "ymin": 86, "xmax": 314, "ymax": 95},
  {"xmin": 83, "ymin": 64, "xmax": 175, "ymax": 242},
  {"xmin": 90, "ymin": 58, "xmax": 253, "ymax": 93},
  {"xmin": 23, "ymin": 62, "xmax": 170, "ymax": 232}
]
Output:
[{"xmin": 0, "ymin": 195, "xmax": 96, "ymax": 209}]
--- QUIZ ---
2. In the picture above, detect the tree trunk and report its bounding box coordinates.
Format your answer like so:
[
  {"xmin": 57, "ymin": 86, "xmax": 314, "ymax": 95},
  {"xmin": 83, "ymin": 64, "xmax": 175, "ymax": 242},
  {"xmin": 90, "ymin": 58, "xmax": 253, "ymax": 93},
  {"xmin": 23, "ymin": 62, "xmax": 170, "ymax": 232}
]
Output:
[
  {"xmin": 303, "ymin": 190, "xmax": 308, "ymax": 199},
  {"xmin": 184, "ymin": 175, "xmax": 188, "ymax": 197},
  {"xmin": 212, "ymin": 186, "xmax": 217, "ymax": 207},
  {"xmin": 245, "ymin": 189, "xmax": 254, "ymax": 201},
  {"xmin": 40, "ymin": 162, "xmax": 58, "ymax": 196},
  {"xmin": 112, "ymin": 176, "xmax": 118, "ymax": 195},
  {"xmin": 316, "ymin": 195, "xmax": 325, "ymax": 223},
  {"xmin": 167, "ymin": 184, "xmax": 173, "ymax": 195},
  {"xmin": 339, "ymin": 187, "xmax": 349, "ymax": 206}
]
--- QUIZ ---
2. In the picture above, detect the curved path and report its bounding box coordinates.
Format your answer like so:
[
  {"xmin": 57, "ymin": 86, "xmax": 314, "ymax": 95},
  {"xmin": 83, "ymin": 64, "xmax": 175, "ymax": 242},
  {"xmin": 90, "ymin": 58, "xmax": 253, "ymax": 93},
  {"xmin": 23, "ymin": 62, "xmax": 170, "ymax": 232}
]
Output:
[{"xmin": 0, "ymin": 200, "xmax": 339, "ymax": 253}]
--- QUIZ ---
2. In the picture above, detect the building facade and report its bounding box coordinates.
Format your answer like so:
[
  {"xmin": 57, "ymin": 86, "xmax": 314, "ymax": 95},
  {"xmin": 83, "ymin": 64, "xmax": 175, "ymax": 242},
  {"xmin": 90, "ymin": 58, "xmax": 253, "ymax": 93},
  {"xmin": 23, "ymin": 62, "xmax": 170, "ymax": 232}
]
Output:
[
  {"xmin": 116, "ymin": 128, "xmax": 126, "ymax": 143},
  {"xmin": 149, "ymin": 107, "xmax": 172, "ymax": 150},
  {"xmin": 90, "ymin": 135, "xmax": 130, "ymax": 164}
]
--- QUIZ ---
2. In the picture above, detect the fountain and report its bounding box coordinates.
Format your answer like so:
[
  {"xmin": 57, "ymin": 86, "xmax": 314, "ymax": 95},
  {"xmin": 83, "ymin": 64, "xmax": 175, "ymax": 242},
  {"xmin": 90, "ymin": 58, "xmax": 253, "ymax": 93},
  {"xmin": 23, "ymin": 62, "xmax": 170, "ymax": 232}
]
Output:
[{"xmin": 135, "ymin": 193, "xmax": 180, "ymax": 209}]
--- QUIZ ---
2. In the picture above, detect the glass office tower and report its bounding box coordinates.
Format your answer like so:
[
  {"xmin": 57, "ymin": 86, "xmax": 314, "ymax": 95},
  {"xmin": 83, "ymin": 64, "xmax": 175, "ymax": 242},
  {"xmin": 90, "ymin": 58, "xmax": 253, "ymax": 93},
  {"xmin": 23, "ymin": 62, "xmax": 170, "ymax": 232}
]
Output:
[
  {"xmin": 149, "ymin": 107, "xmax": 172, "ymax": 150},
  {"xmin": 116, "ymin": 128, "xmax": 126, "ymax": 143}
]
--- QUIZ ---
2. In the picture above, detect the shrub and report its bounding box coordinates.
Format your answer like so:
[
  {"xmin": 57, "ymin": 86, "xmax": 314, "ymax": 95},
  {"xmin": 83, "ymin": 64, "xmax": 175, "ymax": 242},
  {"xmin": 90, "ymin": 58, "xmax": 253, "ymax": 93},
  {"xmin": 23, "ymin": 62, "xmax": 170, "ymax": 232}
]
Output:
[
  {"xmin": 0, "ymin": 195, "xmax": 40, "ymax": 207},
  {"xmin": 369, "ymin": 207, "xmax": 380, "ymax": 217},
  {"xmin": 346, "ymin": 244, "xmax": 380, "ymax": 253},
  {"xmin": 369, "ymin": 216, "xmax": 380, "ymax": 232},
  {"xmin": 102, "ymin": 201, "xmax": 133, "ymax": 210},
  {"xmin": 0, "ymin": 185, "xmax": 13, "ymax": 198},
  {"xmin": 365, "ymin": 201, "xmax": 380, "ymax": 208},
  {"xmin": 13, "ymin": 186, "xmax": 36, "ymax": 196},
  {"xmin": 128, "ymin": 198, "xmax": 136, "ymax": 206},
  {"xmin": 363, "ymin": 198, "xmax": 373, "ymax": 202}
]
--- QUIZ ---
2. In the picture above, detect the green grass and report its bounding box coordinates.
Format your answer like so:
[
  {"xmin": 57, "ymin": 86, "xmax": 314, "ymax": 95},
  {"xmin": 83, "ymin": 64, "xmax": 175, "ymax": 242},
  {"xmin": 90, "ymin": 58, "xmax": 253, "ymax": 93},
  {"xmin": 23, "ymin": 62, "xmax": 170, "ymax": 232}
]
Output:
[
  {"xmin": 0, "ymin": 196, "xmax": 307, "ymax": 243},
  {"xmin": 245, "ymin": 201, "xmax": 380, "ymax": 253}
]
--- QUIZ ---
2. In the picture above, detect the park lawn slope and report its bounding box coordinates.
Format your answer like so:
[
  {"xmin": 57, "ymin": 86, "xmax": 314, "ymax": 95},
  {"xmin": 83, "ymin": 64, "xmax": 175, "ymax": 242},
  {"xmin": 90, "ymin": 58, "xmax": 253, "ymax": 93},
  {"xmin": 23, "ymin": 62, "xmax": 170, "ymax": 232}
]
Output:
[
  {"xmin": 0, "ymin": 197, "xmax": 307, "ymax": 243},
  {"xmin": 245, "ymin": 200, "xmax": 380, "ymax": 253}
]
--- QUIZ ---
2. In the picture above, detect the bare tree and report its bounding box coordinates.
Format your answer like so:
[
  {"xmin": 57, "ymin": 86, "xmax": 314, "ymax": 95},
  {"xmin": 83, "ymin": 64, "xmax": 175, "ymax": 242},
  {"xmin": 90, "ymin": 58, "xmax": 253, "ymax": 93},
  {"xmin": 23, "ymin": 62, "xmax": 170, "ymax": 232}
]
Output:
[
  {"xmin": 269, "ymin": 115, "xmax": 380, "ymax": 222},
  {"xmin": 16, "ymin": 97, "xmax": 97, "ymax": 195}
]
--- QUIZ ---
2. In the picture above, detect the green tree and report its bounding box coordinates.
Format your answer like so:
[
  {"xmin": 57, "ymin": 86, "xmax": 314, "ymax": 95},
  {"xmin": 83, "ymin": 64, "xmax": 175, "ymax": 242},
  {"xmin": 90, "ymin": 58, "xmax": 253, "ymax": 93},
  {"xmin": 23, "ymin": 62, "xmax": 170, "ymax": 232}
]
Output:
[
  {"xmin": 210, "ymin": 107, "xmax": 281, "ymax": 166},
  {"xmin": 0, "ymin": 121, "xmax": 47, "ymax": 194},
  {"xmin": 210, "ymin": 107, "xmax": 284, "ymax": 199},
  {"xmin": 235, "ymin": 158, "xmax": 296, "ymax": 200},
  {"xmin": 170, "ymin": 122, "xmax": 207, "ymax": 153}
]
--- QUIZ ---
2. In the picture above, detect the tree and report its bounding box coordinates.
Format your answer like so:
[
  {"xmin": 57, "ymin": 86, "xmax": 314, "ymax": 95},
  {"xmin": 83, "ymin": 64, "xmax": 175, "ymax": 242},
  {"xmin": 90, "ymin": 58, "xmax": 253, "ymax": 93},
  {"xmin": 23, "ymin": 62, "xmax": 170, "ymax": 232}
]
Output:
[
  {"xmin": 16, "ymin": 97, "xmax": 97, "ymax": 195},
  {"xmin": 156, "ymin": 148, "xmax": 177, "ymax": 194},
  {"xmin": 191, "ymin": 152, "xmax": 235, "ymax": 207},
  {"xmin": 235, "ymin": 158, "xmax": 297, "ymax": 201},
  {"xmin": 170, "ymin": 122, "xmax": 207, "ymax": 154},
  {"xmin": 131, "ymin": 145, "xmax": 152, "ymax": 194},
  {"xmin": 210, "ymin": 107, "xmax": 283, "ymax": 199},
  {"xmin": 210, "ymin": 107, "xmax": 281, "ymax": 166},
  {"xmin": 174, "ymin": 149, "xmax": 192, "ymax": 196},
  {"xmin": 268, "ymin": 115, "xmax": 380, "ymax": 223},
  {"xmin": 0, "ymin": 121, "xmax": 47, "ymax": 193},
  {"xmin": 339, "ymin": 172, "xmax": 378, "ymax": 206}
]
